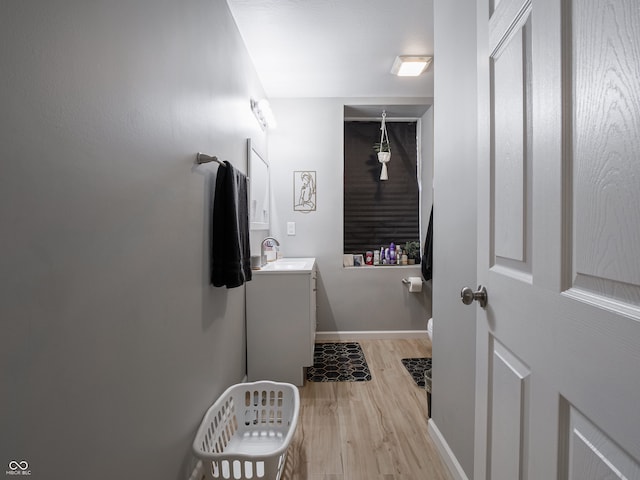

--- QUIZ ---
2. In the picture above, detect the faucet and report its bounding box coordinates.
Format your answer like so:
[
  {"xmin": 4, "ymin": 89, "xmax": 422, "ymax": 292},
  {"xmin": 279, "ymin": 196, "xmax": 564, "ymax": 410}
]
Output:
[{"xmin": 260, "ymin": 237, "xmax": 280, "ymax": 265}]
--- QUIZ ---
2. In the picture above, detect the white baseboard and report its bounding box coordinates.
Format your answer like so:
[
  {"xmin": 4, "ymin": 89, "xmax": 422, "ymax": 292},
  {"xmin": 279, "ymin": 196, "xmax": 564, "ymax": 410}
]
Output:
[
  {"xmin": 315, "ymin": 330, "xmax": 429, "ymax": 341},
  {"xmin": 428, "ymin": 420, "xmax": 470, "ymax": 480}
]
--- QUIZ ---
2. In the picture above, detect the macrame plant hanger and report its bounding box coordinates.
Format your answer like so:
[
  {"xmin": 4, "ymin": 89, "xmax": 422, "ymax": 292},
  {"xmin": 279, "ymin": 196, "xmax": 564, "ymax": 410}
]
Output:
[{"xmin": 378, "ymin": 110, "xmax": 391, "ymax": 181}]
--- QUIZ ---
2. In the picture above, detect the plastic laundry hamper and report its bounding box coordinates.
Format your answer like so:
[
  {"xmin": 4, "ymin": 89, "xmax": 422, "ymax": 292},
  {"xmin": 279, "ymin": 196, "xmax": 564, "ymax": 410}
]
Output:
[{"xmin": 193, "ymin": 381, "xmax": 300, "ymax": 480}]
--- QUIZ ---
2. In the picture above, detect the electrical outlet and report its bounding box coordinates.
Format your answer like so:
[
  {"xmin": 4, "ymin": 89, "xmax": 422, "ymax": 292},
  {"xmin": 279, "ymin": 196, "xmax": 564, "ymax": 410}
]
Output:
[{"xmin": 287, "ymin": 222, "xmax": 296, "ymax": 236}]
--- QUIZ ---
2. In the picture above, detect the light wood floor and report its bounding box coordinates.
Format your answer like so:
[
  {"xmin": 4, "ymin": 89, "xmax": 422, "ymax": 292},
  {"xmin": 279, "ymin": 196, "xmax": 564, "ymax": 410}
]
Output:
[{"xmin": 282, "ymin": 338, "xmax": 451, "ymax": 480}]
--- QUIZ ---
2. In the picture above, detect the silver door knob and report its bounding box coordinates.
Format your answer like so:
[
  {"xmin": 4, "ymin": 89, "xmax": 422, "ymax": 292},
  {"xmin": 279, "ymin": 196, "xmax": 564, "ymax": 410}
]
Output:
[{"xmin": 461, "ymin": 285, "xmax": 488, "ymax": 308}]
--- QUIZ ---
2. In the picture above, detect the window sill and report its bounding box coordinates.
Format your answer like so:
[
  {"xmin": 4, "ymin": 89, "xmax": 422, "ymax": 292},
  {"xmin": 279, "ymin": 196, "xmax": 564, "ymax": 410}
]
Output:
[{"xmin": 343, "ymin": 264, "xmax": 421, "ymax": 270}]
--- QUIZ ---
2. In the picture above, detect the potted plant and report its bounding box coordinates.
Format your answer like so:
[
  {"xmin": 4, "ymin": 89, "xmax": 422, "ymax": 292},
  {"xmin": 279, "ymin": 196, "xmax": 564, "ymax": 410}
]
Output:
[
  {"xmin": 404, "ymin": 241, "xmax": 421, "ymax": 265},
  {"xmin": 374, "ymin": 139, "xmax": 391, "ymax": 181},
  {"xmin": 374, "ymin": 140, "xmax": 391, "ymax": 159}
]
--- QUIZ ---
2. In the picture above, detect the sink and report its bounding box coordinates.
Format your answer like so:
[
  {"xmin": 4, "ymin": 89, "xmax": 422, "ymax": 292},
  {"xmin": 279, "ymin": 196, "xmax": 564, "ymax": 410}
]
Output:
[
  {"xmin": 257, "ymin": 257, "xmax": 315, "ymax": 272},
  {"xmin": 269, "ymin": 260, "xmax": 307, "ymax": 269}
]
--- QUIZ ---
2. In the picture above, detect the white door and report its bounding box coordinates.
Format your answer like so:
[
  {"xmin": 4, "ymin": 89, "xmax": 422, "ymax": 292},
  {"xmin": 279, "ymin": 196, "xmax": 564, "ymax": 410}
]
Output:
[{"xmin": 473, "ymin": 0, "xmax": 640, "ymax": 478}]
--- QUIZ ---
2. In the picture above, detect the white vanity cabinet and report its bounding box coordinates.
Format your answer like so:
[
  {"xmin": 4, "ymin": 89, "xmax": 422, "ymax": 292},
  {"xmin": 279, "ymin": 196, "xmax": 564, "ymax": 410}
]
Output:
[{"xmin": 246, "ymin": 258, "xmax": 317, "ymax": 386}]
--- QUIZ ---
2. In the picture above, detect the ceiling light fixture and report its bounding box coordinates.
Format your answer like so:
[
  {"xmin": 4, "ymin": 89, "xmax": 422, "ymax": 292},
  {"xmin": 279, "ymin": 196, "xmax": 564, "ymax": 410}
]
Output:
[{"xmin": 390, "ymin": 56, "xmax": 432, "ymax": 77}]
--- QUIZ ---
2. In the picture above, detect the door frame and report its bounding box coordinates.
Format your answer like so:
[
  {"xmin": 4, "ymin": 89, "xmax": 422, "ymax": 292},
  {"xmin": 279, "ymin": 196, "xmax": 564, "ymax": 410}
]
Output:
[{"xmin": 428, "ymin": 0, "xmax": 482, "ymax": 479}]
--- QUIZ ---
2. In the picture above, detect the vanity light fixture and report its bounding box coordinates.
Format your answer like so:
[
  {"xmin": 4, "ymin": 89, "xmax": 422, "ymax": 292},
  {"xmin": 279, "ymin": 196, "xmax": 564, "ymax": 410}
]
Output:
[
  {"xmin": 250, "ymin": 98, "xmax": 277, "ymax": 130},
  {"xmin": 390, "ymin": 56, "xmax": 432, "ymax": 76}
]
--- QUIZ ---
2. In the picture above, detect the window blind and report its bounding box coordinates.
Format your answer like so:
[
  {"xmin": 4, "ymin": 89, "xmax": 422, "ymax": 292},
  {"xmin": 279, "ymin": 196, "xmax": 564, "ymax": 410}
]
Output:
[{"xmin": 343, "ymin": 121, "xmax": 419, "ymax": 254}]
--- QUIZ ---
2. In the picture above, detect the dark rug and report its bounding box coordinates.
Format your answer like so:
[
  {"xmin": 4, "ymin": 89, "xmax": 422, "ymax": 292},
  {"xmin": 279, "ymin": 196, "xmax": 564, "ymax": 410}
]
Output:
[
  {"xmin": 307, "ymin": 342, "xmax": 372, "ymax": 382},
  {"xmin": 401, "ymin": 357, "xmax": 432, "ymax": 389}
]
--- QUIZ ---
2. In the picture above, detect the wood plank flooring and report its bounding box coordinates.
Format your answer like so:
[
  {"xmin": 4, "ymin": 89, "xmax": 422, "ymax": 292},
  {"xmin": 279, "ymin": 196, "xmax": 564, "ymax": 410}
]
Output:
[{"xmin": 282, "ymin": 338, "xmax": 451, "ymax": 480}]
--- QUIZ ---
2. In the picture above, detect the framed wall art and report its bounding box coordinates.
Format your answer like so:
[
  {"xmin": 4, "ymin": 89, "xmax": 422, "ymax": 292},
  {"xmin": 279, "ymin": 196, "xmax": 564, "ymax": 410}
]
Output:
[{"xmin": 293, "ymin": 170, "xmax": 316, "ymax": 213}]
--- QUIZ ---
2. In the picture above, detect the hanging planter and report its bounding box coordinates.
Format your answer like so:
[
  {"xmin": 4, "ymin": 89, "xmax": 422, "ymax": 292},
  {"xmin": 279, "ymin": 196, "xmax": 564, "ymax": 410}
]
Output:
[
  {"xmin": 374, "ymin": 110, "xmax": 391, "ymax": 181},
  {"xmin": 378, "ymin": 152, "xmax": 390, "ymax": 181}
]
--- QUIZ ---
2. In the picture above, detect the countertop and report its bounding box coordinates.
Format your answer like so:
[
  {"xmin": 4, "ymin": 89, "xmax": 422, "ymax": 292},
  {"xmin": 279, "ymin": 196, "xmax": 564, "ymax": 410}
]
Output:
[{"xmin": 252, "ymin": 257, "xmax": 316, "ymax": 274}]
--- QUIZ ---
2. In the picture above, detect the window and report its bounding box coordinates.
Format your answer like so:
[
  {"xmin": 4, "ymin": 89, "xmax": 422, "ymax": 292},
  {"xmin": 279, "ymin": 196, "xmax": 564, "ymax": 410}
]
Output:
[{"xmin": 343, "ymin": 120, "xmax": 420, "ymax": 256}]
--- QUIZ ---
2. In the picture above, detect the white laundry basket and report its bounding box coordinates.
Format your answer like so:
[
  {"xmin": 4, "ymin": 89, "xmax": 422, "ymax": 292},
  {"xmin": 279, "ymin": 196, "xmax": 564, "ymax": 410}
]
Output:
[{"xmin": 192, "ymin": 381, "xmax": 300, "ymax": 480}]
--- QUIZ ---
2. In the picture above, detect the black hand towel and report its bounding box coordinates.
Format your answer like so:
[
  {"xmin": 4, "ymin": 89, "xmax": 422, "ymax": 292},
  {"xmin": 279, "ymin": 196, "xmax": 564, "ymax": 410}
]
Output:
[
  {"xmin": 211, "ymin": 161, "xmax": 252, "ymax": 288},
  {"xmin": 422, "ymin": 205, "xmax": 433, "ymax": 281}
]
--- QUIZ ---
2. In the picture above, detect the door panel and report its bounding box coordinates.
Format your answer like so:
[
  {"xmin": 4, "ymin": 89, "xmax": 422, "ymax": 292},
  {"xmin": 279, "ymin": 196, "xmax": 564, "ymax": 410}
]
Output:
[
  {"xmin": 475, "ymin": 0, "xmax": 640, "ymax": 478},
  {"xmin": 489, "ymin": 339, "xmax": 530, "ymax": 480},
  {"xmin": 491, "ymin": 9, "xmax": 533, "ymax": 279},
  {"xmin": 569, "ymin": 0, "xmax": 640, "ymax": 312},
  {"xmin": 565, "ymin": 405, "xmax": 640, "ymax": 480},
  {"xmin": 493, "ymin": 25, "xmax": 525, "ymax": 263}
]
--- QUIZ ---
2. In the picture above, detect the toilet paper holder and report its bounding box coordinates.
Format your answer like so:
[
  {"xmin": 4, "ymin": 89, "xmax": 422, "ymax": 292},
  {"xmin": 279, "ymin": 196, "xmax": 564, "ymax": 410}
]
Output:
[{"xmin": 402, "ymin": 277, "xmax": 424, "ymax": 293}]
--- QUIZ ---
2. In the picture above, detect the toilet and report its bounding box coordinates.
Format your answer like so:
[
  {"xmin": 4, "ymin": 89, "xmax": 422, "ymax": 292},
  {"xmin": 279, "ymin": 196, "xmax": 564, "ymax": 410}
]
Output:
[{"xmin": 427, "ymin": 317, "xmax": 433, "ymax": 340}]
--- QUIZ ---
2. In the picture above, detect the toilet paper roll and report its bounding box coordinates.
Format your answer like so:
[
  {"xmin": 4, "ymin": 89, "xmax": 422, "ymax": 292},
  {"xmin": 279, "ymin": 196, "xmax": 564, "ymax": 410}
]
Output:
[{"xmin": 408, "ymin": 277, "xmax": 423, "ymax": 293}]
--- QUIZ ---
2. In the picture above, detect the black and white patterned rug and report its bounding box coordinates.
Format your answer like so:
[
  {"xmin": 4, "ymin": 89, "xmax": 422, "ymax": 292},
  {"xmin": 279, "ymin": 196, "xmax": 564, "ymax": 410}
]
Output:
[
  {"xmin": 306, "ymin": 342, "xmax": 372, "ymax": 382},
  {"xmin": 401, "ymin": 357, "xmax": 432, "ymax": 389}
]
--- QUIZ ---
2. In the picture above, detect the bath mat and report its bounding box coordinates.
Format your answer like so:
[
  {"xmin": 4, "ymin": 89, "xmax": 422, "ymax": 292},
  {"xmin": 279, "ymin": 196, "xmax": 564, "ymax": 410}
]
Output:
[
  {"xmin": 401, "ymin": 357, "xmax": 432, "ymax": 389},
  {"xmin": 307, "ymin": 342, "xmax": 372, "ymax": 382}
]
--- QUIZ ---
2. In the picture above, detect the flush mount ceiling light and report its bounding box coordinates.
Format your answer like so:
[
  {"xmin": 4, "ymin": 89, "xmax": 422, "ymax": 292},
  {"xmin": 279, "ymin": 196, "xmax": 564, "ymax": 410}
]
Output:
[{"xmin": 390, "ymin": 56, "xmax": 432, "ymax": 76}]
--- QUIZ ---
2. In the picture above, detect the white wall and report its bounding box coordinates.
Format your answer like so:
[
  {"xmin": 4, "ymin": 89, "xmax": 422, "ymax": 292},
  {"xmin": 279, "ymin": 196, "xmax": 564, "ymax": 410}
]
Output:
[
  {"xmin": 430, "ymin": 0, "xmax": 479, "ymax": 477},
  {"xmin": 0, "ymin": 1, "xmax": 265, "ymax": 479},
  {"xmin": 268, "ymin": 98, "xmax": 433, "ymax": 332}
]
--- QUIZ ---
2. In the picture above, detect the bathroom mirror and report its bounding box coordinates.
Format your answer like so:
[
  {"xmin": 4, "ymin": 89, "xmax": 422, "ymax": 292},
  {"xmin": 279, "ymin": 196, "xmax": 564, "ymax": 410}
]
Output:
[{"xmin": 248, "ymin": 138, "xmax": 270, "ymax": 230}]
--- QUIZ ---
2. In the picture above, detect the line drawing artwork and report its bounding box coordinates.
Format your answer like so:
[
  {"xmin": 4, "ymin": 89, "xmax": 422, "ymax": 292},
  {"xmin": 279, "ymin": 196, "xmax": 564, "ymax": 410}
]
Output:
[{"xmin": 294, "ymin": 171, "xmax": 316, "ymax": 213}]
